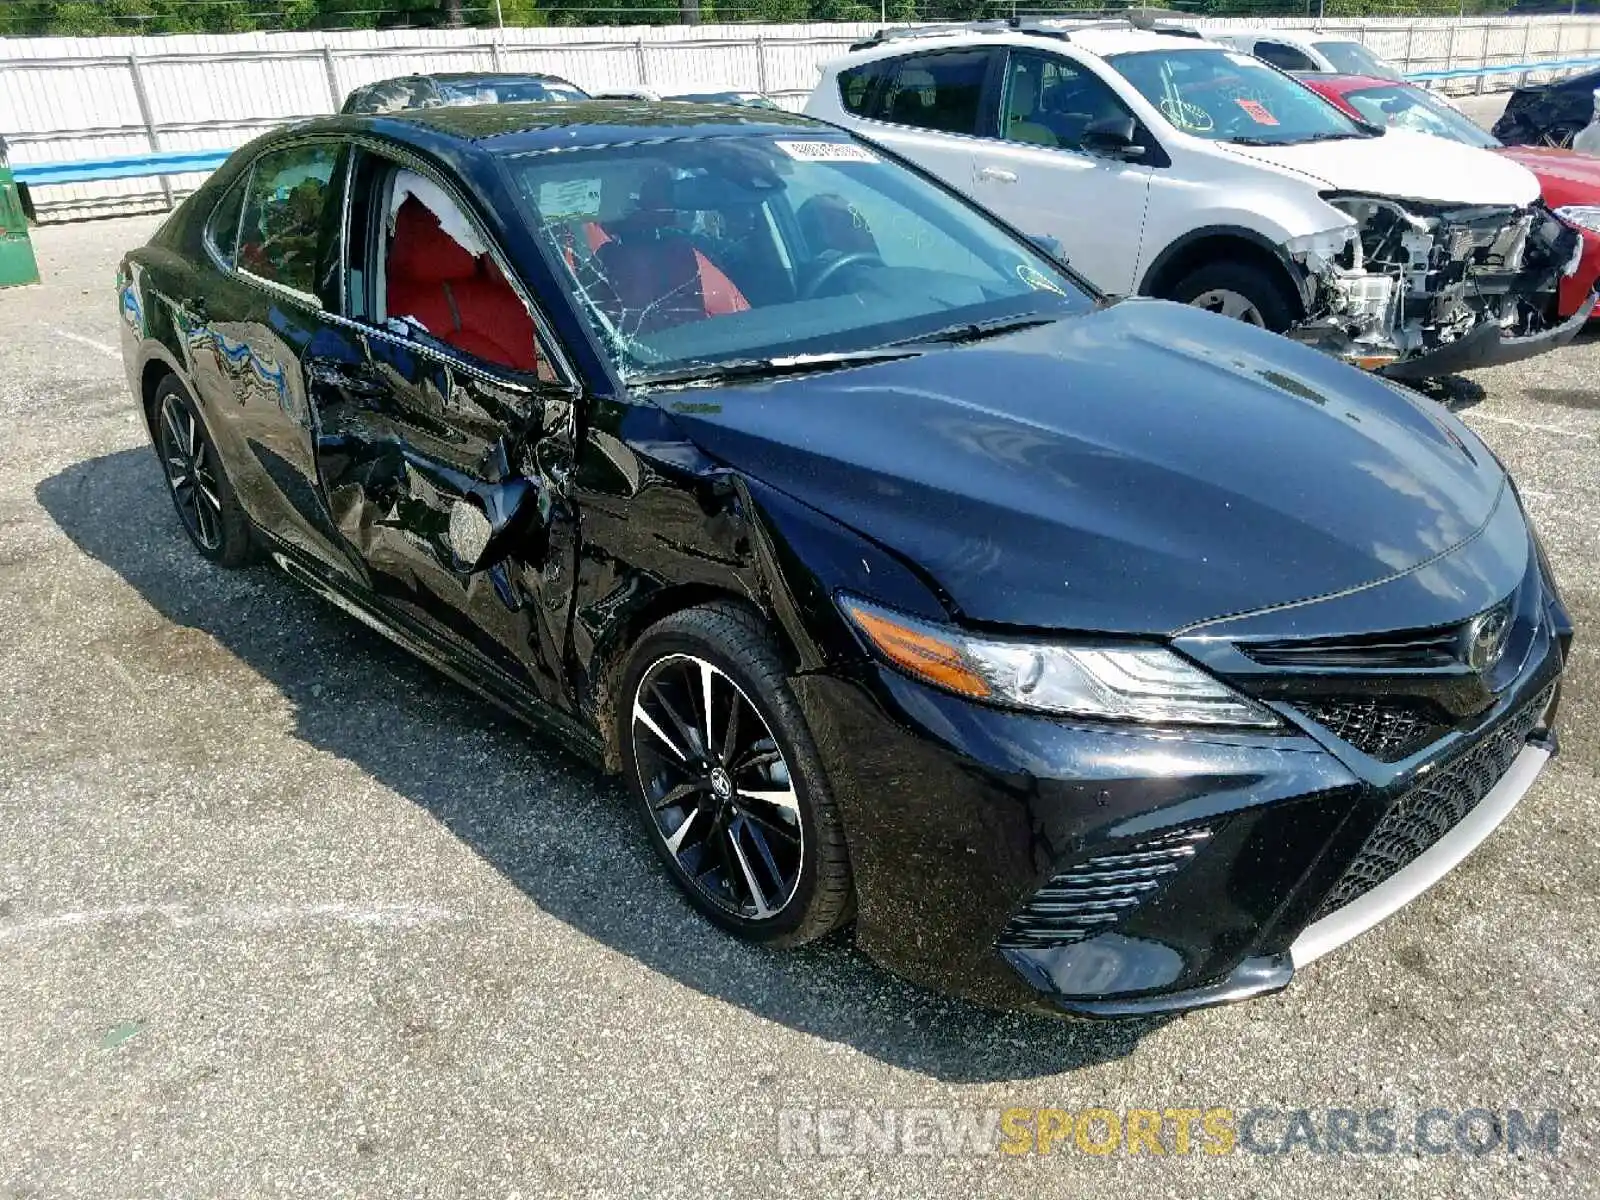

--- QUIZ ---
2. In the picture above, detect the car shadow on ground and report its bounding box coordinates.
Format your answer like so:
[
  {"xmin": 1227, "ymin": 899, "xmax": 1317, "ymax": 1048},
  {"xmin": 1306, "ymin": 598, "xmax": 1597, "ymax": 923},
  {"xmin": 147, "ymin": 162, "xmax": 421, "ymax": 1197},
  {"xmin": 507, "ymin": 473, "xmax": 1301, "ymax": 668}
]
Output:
[
  {"xmin": 1410, "ymin": 373, "xmax": 1487, "ymax": 412},
  {"xmin": 37, "ymin": 448, "xmax": 1172, "ymax": 1084}
]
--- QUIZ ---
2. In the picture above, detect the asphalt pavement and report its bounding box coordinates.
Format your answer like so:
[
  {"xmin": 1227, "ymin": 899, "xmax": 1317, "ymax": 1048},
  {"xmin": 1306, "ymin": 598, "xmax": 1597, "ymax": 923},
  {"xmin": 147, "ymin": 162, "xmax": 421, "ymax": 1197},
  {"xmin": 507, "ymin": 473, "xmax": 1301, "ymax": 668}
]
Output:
[{"xmin": 0, "ymin": 203, "xmax": 1595, "ymax": 1198}]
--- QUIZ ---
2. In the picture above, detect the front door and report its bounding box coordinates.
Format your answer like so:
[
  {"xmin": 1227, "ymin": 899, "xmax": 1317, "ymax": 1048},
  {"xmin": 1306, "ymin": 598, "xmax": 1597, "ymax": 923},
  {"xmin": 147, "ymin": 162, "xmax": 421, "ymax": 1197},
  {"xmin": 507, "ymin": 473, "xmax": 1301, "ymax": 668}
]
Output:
[
  {"xmin": 969, "ymin": 49, "xmax": 1154, "ymax": 296},
  {"xmin": 305, "ymin": 147, "xmax": 581, "ymax": 710}
]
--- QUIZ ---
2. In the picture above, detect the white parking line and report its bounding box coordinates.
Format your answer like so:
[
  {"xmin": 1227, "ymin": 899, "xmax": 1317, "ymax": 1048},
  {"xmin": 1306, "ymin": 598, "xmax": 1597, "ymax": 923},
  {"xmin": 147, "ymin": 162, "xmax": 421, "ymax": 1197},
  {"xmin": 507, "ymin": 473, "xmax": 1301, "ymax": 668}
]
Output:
[
  {"xmin": 0, "ymin": 901, "xmax": 462, "ymax": 940},
  {"xmin": 50, "ymin": 328, "xmax": 120, "ymax": 360}
]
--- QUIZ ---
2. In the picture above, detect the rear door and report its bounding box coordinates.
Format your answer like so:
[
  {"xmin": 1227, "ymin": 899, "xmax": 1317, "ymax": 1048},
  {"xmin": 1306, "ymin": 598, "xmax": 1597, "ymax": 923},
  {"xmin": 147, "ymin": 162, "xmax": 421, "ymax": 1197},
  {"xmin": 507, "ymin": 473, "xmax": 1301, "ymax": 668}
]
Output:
[
  {"xmin": 193, "ymin": 138, "xmax": 361, "ymax": 576},
  {"xmin": 305, "ymin": 143, "xmax": 583, "ymax": 710},
  {"xmin": 848, "ymin": 48, "xmax": 1003, "ymax": 195}
]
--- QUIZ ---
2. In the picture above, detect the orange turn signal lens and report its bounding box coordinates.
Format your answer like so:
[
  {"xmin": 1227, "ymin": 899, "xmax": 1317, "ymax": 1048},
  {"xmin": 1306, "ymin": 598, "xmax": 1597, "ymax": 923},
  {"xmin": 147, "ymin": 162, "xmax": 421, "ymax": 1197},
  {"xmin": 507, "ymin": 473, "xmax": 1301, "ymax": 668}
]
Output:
[{"xmin": 842, "ymin": 600, "xmax": 992, "ymax": 699}]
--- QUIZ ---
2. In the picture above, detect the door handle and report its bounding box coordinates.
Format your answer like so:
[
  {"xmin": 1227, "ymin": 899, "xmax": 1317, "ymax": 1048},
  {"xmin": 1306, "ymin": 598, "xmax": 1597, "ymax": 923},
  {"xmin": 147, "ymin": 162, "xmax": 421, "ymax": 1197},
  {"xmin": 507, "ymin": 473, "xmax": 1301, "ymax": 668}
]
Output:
[{"xmin": 977, "ymin": 166, "xmax": 1018, "ymax": 184}]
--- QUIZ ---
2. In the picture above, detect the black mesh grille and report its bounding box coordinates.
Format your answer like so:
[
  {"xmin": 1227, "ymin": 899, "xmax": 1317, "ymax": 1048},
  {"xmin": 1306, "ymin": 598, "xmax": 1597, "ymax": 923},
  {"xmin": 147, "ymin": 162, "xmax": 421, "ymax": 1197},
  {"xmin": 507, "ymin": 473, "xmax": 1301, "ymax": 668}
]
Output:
[
  {"xmin": 996, "ymin": 827, "xmax": 1211, "ymax": 950},
  {"xmin": 1313, "ymin": 685, "xmax": 1553, "ymax": 920},
  {"xmin": 1295, "ymin": 696, "xmax": 1452, "ymax": 762}
]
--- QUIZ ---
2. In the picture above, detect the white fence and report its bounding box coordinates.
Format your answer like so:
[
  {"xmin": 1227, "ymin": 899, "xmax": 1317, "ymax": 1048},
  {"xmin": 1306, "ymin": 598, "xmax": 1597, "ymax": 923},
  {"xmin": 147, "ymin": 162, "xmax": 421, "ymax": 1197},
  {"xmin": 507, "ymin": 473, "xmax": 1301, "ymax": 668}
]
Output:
[{"xmin": 4, "ymin": 15, "xmax": 1600, "ymax": 220}]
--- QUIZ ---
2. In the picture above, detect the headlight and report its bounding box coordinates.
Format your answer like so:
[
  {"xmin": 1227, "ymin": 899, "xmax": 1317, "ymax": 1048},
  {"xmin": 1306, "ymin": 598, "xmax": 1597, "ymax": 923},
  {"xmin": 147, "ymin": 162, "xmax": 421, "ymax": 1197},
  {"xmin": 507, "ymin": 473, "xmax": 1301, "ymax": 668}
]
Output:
[
  {"xmin": 840, "ymin": 596, "xmax": 1278, "ymax": 728},
  {"xmin": 1554, "ymin": 205, "xmax": 1600, "ymax": 236},
  {"xmin": 1284, "ymin": 224, "xmax": 1357, "ymax": 264}
]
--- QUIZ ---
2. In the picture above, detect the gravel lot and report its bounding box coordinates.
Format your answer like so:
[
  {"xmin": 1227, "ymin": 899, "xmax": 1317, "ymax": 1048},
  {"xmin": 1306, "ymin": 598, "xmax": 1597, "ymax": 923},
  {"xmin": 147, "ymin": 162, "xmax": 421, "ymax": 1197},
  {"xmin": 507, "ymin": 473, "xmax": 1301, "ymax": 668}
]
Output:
[{"xmin": 0, "ymin": 211, "xmax": 1596, "ymax": 1199}]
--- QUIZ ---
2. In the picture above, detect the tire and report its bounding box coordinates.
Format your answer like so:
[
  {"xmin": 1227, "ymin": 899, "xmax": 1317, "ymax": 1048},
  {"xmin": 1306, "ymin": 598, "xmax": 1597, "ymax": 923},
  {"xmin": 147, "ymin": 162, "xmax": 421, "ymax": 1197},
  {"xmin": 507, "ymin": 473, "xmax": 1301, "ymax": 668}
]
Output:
[
  {"xmin": 1165, "ymin": 260, "xmax": 1300, "ymax": 333},
  {"xmin": 151, "ymin": 374, "xmax": 256, "ymax": 567},
  {"xmin": 617, "ymin": 601, "xmax": 853, "ymax": 947}
]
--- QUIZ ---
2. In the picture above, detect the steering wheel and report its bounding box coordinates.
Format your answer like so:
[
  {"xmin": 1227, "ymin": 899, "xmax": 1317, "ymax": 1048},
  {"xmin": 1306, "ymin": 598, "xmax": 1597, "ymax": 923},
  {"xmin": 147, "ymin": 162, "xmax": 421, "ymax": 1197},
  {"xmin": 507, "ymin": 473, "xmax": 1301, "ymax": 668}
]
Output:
[{"xmin": 801, "ymin": 251, "xmax": 884, "ymax": 300}]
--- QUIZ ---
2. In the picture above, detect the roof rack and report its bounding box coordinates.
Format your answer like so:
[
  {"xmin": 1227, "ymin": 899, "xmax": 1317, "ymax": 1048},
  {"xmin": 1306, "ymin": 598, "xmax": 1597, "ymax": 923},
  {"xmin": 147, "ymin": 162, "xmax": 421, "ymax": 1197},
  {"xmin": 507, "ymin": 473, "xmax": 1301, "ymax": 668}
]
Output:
[{"xmin": 847, "ymin": 11, "xmax": 1202, "ymax": 52}]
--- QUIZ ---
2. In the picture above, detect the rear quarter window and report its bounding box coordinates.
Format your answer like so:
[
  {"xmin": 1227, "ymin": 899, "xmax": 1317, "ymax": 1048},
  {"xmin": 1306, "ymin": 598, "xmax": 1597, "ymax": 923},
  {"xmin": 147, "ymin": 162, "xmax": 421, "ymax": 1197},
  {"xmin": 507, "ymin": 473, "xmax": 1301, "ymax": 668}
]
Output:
[
  {"xmin": 839, "ymin": 62, "xmax": 882, "ymax": 116},
  {"xmin": 204, "ymin": 174, "xmax": 247, "ymax": 268}
]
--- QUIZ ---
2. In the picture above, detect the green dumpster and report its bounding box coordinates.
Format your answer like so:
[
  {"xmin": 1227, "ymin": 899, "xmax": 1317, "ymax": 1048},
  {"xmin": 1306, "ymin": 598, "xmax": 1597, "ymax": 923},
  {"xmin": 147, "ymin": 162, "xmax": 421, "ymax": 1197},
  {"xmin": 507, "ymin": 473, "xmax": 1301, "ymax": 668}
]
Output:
[{"xmin": 0, "ymin": 136, "xmax": 40, "ymax": 289}]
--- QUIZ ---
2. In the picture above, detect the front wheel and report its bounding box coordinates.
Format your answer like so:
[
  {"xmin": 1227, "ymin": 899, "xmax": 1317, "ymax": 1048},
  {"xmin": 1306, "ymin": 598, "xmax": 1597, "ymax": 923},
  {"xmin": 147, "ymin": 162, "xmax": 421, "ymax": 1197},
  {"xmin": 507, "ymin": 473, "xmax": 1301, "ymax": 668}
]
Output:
[
  {"xmin": 617, "ymin": 602, "xmax": 853, "ymax": 947},
  {"xmin": 1166, "ymin": 260, "xmax": 1299, "ymax": 333}
]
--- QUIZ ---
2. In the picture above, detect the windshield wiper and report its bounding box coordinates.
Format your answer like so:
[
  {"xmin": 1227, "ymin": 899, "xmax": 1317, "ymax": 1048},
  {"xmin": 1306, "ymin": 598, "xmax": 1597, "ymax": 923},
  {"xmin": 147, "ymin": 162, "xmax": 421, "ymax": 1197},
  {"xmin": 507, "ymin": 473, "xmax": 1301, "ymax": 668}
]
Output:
[
  {"xmin": 1230, "ymin": 130, "xmax": 1367, "ymax": 147},
  {"xmin": 886, "ymin": 312, "xmax": 1061, "ymax": 348},
  {"xmin": 628, "ymin": 347, "xmax": 922, "ymax": 388}
]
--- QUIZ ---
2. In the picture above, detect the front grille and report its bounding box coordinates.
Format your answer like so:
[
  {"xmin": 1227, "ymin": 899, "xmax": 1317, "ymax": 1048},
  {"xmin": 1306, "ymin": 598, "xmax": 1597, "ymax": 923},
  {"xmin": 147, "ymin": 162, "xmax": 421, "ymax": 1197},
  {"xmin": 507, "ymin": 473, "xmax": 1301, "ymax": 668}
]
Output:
[
  {"xmin": 1295, "ymin": 696, "xmax": 1452, "ymax": 762},
  {"xmin": 1241, "ymin": 627, "xmax": 1460, "ymax": 670},
  {"xmin": 996, "ymin": 827, "xmax": 1211, "ymax": 950},
  {"xmin": 1313, "ymin": 684, "xmax": 1553, "ymax": 920}
]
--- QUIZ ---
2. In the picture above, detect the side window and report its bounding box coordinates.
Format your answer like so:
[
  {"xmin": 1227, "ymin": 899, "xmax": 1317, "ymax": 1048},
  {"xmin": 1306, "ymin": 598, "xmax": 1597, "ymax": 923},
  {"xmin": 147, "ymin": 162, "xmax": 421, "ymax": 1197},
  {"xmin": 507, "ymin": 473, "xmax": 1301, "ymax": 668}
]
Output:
[
  {"xmin": 236, "ymin": 143, "xmax": 339, "ymax": 297},
  {"xmin": 1253, "ymin": 41, "xmax": 1318, "ymax": 73},
  {"xmin": 353, "ymin": 153, "xmax": 549, "ymax": 378},
  {"xmin": 838, "ymin": 61, "xmax": 882, "ymax": 116},
  {"xmin": 204, "ymin": 174, "xmax": 247, "ymax": 268},
  {"xmin": 876, "ymin": 50, "xmax": 994, "ymax": 135},
  {"xmin": 1004, "ymin": 52, "xmax": 1135, "ymax": 154}
]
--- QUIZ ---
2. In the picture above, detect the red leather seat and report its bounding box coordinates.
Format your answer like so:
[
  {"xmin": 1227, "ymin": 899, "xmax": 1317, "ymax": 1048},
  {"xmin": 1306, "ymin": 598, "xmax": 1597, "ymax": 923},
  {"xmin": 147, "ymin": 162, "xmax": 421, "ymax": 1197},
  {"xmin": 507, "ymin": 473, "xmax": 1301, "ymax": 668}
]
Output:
[
  {"xmin": 592, "ymin": 173, "xmax": 749, "ymax": 335},
  {"xmin": 387, "ymin": 197, "xmax": 538, "ymax": 373}
]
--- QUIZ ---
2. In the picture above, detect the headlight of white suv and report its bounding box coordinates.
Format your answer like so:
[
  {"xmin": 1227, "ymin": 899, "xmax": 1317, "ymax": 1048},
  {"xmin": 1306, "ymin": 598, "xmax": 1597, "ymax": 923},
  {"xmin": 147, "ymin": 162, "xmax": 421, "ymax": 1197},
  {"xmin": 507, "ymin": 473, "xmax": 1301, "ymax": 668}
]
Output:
[
  {"xmin": 1554, "ymin": 205, "xmax": 1600, "ymax": 236},
  {"xmin": 840, "ymin": 596, "xmax": 1279, "ymax": 728}
]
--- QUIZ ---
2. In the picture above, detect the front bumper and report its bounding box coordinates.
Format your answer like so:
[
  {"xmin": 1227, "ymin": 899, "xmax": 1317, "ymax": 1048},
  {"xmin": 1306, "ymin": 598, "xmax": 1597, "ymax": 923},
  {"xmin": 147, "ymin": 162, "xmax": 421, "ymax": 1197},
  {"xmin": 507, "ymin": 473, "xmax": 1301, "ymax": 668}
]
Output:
[
  {"xmin": 793, "ymin": 566, "xmax": 1569, "ymax": 1018},
  {"xmin": 1378, "ymin": 288, "xmax": 1598, "ymax": 381}
]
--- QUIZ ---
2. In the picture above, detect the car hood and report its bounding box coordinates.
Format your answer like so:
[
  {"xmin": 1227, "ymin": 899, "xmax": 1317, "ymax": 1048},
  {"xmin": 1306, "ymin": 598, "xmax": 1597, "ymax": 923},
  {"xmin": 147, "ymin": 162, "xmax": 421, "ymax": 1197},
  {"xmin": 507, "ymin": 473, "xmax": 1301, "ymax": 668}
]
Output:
[
  {"xmin": 1221, "ymin": 128, "xmax": 1541, "ymax": 207},
  {"xmin": 660, "ymin": 301, "xmax": 1508, "ymax": 634},
  {"xmin": 1496, "ymin": 145, "xmax": 1600, "ymax": 198}
]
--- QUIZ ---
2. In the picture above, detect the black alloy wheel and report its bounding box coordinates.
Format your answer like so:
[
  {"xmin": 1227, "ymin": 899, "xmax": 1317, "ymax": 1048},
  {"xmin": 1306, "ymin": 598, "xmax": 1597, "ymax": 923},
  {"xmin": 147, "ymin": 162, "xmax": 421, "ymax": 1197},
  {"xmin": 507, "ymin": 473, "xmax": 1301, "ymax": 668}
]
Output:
[
  {"xmin": 619, "ymin": 603, "xmax": 853, "ymax": 945},
  {"xmin": 153, "ymin": 376, "xmax": 254, "ymax": 566}
]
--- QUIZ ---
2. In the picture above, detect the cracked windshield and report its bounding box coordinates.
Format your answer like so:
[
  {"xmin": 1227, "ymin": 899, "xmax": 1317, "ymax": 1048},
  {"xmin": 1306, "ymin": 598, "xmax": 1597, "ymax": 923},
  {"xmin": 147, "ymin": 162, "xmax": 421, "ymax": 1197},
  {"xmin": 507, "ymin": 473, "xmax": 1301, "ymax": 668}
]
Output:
[{"xmin": 503, "ymin": 133, "xmax": 1092, "ymax": 378}]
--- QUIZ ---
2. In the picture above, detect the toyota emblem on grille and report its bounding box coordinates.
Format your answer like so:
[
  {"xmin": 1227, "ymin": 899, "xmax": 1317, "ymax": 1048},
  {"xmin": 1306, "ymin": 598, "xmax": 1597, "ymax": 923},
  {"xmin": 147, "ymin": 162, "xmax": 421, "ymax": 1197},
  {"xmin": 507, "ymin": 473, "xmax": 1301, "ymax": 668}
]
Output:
[{"xmin": 1462, "ymin": 603, "xmax": 1512, "ymax": 673}]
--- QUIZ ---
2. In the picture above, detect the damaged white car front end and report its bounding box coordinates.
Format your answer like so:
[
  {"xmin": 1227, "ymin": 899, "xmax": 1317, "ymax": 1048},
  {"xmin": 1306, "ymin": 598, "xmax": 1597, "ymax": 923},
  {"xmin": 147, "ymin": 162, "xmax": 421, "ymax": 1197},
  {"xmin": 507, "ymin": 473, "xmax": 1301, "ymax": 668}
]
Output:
[{"xmin": 1286, "ymin": 195, "xmax": 1593, "ymax": 379}]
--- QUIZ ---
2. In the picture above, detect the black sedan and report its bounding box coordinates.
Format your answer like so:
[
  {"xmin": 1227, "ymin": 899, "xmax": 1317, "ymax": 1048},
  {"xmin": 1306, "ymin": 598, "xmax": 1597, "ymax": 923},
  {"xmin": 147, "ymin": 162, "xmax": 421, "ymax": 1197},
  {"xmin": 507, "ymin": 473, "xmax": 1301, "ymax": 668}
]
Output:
[
  {"xmin": 1492, "ymin": 65, "xmax": 1600, "ymax": 148},
  {"xmin": 341, "ymin": 71, "xmax": 588, "ymax": 115},
  {"xmin": 115, "ymin": 101, "xmax": 1571, "ymax": 1017}
]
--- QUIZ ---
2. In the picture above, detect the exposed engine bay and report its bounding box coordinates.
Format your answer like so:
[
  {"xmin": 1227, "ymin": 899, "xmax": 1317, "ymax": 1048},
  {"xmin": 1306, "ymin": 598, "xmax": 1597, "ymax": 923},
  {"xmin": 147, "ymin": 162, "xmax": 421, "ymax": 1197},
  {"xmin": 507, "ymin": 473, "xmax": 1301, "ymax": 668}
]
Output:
[{"xmin": 1287, "ymin": 194, "xmax": 1585, "ymax": 372}]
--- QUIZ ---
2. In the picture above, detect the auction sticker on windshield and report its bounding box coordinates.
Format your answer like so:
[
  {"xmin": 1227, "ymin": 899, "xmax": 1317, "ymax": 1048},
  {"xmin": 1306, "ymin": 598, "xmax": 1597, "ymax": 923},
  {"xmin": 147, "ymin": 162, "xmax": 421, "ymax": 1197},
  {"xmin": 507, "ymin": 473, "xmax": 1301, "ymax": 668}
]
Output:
[
  {"xmin": 1235, "ymin": 99, "xmax": 1279, "ymax": 126},
  {"xmin": 776, "ymin": 141, "xmax": 879, "ymax": 163}
]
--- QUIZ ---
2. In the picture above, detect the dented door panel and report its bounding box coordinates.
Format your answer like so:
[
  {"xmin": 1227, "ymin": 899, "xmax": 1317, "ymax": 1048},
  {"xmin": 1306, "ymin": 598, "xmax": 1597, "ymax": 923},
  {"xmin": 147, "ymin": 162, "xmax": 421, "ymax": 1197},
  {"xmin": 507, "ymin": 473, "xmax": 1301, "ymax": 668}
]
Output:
[{"xmin": 309, "ymin": 326, "xmax": 580, "ymax": 707}]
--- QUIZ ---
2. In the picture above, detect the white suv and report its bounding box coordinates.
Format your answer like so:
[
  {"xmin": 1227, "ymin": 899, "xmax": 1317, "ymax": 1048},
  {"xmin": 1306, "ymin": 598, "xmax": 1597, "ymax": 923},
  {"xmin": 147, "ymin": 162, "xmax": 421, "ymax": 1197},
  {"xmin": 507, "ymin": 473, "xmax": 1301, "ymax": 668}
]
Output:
[{"xmin": 807, "ymin": 20, "xmax": 1592, "ymax": 377}]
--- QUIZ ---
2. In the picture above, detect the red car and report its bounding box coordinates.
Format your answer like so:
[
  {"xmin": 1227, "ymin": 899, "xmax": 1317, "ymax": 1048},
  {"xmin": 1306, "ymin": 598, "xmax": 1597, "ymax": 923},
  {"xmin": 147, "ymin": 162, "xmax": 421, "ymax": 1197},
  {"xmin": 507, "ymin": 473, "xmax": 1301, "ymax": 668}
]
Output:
[{"xmin": 1303, "ymin": 73, "xmax": 1600, "ymax": 321}]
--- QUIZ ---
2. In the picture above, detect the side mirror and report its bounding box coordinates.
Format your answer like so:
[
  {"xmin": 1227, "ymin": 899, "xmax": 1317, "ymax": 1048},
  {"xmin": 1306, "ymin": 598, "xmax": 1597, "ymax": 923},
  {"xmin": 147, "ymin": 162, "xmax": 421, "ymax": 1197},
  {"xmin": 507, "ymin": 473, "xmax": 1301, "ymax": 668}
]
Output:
[
  {"xmin": 1081, "ymin": 115, "xmax": 1146, "ymax": 161},
  {"xmin": 447, "ymin": 476, "xmax": 549, "ymax": 572}
]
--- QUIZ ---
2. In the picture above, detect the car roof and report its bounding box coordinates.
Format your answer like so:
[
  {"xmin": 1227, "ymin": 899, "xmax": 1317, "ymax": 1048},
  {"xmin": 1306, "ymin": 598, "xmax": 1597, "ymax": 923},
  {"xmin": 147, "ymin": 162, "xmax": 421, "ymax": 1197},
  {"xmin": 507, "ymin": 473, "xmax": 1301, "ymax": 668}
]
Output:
[
  {"xmin": 828, "ymin": 25, "xmax": 1214, "ymax": 67},
  {"xmin": 355, "ymin": 99, "xmax": 826, "ymax": 152}
]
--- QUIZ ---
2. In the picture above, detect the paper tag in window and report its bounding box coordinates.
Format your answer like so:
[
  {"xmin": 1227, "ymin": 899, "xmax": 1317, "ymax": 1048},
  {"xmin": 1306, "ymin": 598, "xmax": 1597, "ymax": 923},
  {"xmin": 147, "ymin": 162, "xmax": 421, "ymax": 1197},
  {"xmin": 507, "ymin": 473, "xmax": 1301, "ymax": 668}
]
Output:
[
  {"xmin": 1235, "ymin": 99, "xmax": 1279, "ymax": 126},
  {"xmin": 774, "ymin": 140, "xmax": 879, "ymax": 163},
  {"xmin": 538, "ymin": 178, "xmax": 602, "ymax": 219},
  {"xmin": 1224, "ymin": 52, "xmax": 1262, "ymax": 68}
]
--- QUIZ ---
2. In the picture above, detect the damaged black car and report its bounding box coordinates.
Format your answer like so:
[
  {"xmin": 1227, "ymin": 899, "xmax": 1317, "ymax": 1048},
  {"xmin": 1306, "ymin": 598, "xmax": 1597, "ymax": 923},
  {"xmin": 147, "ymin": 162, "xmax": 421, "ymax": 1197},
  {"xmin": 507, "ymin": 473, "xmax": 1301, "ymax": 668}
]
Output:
[{"xmin": 116, "ymin": 102, "xmax": 1572, "ymax": 1017}]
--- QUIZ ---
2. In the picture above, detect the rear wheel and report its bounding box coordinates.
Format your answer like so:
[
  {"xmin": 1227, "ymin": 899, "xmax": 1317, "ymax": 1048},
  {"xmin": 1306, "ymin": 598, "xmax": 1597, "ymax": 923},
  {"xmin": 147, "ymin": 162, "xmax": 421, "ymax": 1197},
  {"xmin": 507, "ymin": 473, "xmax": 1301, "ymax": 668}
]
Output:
[
  {"xmin": 618, "ymin": 602, "xmax": 853, "ymax": 946},
  {"xmin": 152, "ymin": 375, "xmax": 255, "ymax": 567},
  {"xmin": 1166, "ymin": 260, "xmax": 1299, "ymax": 333}
]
